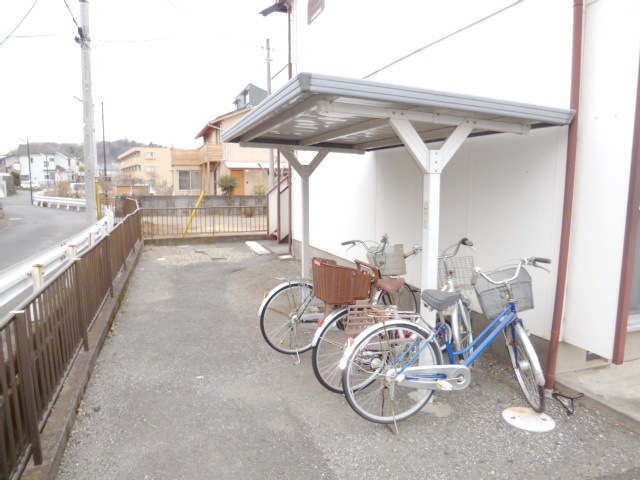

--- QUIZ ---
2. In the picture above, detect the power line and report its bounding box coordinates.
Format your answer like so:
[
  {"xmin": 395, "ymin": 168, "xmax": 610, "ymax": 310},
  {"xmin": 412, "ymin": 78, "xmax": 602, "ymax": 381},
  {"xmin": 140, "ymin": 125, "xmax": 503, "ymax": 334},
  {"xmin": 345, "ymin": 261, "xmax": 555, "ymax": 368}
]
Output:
[
  {"xmin": 12, "ymin": 33, "xmax": 66, "ymax": 38},
  {"xmin": 0, "ymin": 0, "xmax": 40, "ymax": 46},
  {"xmin": 61, "ymin": 0, "xmax": 80, "ymax": 29}
]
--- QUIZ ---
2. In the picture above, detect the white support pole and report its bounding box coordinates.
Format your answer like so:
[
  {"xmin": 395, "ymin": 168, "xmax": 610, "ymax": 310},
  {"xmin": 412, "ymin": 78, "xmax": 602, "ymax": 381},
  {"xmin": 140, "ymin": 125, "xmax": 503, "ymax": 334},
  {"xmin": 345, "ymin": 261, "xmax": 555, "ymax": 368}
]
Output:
[
  {"xmin": 300, "ymin": 171, "xmax": 311, "ymax": 277},
  {"xmin": 420, "ymin": 167, "xmax": 441, "ymax": 327},
  {"xmin": 280, "ymin": 149, "xmax": 327, "ymax": 278}
]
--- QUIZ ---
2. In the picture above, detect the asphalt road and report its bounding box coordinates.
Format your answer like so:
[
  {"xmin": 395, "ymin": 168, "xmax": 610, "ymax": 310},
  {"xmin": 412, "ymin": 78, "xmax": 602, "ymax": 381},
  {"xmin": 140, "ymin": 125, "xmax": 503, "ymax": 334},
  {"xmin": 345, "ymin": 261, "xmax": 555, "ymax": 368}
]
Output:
[
  {"xmin": 0, "ymin": 190, "xmax": 87, "ymax": 271},
  {"xmin": 56, "ymin": 243, "xmax": 640, "ymax": 480}
]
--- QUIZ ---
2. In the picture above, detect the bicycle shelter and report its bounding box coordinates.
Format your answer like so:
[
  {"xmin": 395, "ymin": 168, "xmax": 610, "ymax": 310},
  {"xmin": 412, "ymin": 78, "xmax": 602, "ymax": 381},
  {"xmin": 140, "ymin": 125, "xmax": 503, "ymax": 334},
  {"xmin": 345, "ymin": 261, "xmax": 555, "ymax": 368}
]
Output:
[{"xmin": 222, "ymin": 73, "xmax": 574, "ymax": 320}]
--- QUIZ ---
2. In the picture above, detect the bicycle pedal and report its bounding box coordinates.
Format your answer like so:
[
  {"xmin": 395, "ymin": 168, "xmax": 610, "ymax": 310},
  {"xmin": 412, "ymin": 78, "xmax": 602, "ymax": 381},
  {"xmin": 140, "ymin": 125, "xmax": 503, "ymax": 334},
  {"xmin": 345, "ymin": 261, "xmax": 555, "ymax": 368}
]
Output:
[{"xmin": 436, "ymin": 380, "xmax": 453, "ymax": 391}]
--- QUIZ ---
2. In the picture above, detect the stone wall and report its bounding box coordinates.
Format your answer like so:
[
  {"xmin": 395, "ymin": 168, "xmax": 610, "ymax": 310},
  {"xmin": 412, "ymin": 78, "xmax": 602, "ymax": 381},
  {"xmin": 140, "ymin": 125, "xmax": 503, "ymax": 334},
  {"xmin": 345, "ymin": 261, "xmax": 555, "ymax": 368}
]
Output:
[{"xmin": 138, "ymin": 195, "xmax": 266, "ymax": 208}]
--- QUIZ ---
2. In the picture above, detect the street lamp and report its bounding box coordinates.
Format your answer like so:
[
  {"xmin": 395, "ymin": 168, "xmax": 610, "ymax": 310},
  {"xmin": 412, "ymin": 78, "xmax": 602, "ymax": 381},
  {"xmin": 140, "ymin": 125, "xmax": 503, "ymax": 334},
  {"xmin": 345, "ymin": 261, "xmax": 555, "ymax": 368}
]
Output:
[{"xmin": 18, "ymin": 137, "xmax": 34, "ymax": 205}]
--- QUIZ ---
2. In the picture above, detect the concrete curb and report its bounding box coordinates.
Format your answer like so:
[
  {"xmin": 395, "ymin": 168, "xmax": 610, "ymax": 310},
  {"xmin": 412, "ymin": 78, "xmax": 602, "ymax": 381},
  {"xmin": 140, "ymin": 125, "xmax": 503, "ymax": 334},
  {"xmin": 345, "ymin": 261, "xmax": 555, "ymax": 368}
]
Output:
[
  {"xmin": 20, "ymin": 242, "xmax": 143, "ymax": 480},
  {"xmin": 554, "ymin": 379, "xmax": 640, "ymax": 435}
]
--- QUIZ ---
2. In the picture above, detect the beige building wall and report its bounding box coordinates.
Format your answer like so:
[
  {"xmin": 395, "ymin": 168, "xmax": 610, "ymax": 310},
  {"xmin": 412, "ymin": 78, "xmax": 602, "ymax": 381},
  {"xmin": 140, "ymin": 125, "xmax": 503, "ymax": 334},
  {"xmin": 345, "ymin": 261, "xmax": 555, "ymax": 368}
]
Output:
[
  {"xmin": 218, "ymin": 114, "xmax": 270, "ymax": 195},
  {"xmin": 118, "ymin": 147, "xmax": 173, "ymax": 191}
]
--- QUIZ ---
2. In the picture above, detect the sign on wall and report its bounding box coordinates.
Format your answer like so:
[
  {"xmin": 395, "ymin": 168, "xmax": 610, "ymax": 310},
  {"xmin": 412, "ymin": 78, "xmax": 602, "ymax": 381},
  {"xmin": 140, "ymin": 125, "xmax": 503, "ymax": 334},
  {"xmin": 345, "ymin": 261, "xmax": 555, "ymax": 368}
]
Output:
[{"xmin": 308, "ymin": 0, "xmax": 324, "ymax": 25}]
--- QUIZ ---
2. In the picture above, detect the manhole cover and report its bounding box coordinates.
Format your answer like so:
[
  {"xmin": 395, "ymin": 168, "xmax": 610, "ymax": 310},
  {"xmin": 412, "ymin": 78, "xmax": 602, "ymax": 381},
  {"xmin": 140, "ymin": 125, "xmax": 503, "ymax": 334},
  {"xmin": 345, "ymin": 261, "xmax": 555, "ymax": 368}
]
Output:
[{"xmin": 501, "ymin": 407, "xmax": 556, "ymax": 432}]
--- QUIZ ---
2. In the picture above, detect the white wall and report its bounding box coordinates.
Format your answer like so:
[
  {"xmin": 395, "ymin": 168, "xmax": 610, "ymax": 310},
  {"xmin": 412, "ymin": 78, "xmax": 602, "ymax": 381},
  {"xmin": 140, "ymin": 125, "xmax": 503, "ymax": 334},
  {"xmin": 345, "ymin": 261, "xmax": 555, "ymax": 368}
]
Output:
[
  {"xmin": 562, "ymin": 0, "xmax": 640, "ymax": 358},
  {"xmin": 292, "ymin": 126, "xmax": 568, "ymax": 338},
  {"xmin": 294, "ymin": 0, "xmax": 572, "ymax": 107}
]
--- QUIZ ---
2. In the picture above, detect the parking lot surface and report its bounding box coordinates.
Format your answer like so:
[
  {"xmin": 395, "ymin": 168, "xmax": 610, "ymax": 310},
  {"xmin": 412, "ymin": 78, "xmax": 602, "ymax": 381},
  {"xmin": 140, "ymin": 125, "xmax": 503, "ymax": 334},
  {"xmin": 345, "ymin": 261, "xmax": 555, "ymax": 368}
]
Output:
[{"xmin": 58, "ymin": 243, "xmax": 640, "ymax": 480}]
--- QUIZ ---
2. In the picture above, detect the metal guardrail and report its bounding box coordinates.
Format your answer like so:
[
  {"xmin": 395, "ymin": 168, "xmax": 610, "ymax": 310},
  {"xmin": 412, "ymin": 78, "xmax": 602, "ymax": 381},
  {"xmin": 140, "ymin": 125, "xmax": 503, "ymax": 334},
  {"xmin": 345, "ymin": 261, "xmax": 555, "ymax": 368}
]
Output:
[
  {"xmin": 32, "ymin": 192, "xmax": 86, "ymax": 210},
  {"xmin": 0, "ymin": 211, "xmax": 114, "ymax": 312},
  {"xmin": 0, "ymin": 209, "xmax": 142, "ymax": 480}
]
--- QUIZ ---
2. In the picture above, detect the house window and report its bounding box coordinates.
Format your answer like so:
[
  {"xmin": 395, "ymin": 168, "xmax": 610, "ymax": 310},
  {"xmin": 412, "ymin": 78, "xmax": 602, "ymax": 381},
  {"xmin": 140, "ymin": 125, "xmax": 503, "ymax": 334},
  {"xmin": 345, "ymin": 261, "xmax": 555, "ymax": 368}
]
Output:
[
  {"xmin": 178, "ymin": 171, "xmax": 200, "ymax": 190},
  {"xmin": 147, "ymin": 166, "xmax": 156, "ymax": 173},
  {"xmin": 146, "ymin": 152, "xmax": 155, "ymax": 159}
]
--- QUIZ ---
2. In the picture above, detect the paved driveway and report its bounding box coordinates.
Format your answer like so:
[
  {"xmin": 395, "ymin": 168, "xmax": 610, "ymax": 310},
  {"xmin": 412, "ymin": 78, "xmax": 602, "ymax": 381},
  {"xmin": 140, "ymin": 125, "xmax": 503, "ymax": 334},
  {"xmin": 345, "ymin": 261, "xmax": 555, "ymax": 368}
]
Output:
[{"xmin": 57, "ymin": 243, "xmax": 640, "ymax": 480}]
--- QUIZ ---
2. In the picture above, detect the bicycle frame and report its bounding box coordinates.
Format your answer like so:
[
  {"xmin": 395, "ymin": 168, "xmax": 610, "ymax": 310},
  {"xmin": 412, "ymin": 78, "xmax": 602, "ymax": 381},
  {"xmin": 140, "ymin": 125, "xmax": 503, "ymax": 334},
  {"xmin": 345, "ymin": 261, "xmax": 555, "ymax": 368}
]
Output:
[{"xmin": 394, "ymin": 302, "xmax": 520, "ymax": 380}]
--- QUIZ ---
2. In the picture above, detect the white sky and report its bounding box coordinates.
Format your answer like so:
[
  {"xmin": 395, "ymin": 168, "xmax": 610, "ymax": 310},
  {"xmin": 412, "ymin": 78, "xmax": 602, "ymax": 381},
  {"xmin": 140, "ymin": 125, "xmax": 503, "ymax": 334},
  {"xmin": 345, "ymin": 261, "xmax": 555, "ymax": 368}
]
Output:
[{"xmin": 0, "ymin": 0, "xmax": 288, "ymax": 155}]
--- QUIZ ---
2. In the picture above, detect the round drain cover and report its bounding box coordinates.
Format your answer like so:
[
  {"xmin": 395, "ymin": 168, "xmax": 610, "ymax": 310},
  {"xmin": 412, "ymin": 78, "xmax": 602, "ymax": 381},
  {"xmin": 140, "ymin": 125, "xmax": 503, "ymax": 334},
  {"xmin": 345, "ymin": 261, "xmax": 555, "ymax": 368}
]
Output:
[{"xmin": 501, "ymin": 407, "xmax": 556, "ymax": 432}]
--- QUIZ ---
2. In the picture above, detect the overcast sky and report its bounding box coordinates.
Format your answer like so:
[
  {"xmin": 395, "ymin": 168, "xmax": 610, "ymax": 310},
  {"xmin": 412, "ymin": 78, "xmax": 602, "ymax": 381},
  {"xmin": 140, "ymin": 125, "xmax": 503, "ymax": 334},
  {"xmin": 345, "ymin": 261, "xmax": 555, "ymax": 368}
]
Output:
[{"xmin": 0, "ymin": 0, "xmax": 288, "ymax": 155}]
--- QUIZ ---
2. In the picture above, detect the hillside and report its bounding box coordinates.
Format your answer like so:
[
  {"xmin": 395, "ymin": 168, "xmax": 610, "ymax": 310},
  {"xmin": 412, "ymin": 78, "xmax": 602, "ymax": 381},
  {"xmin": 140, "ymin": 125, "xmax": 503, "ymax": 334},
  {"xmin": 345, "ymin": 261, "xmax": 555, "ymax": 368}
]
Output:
[{"xmin": 7, "ymin": 140, "xmax": 166, "ymax": 163}]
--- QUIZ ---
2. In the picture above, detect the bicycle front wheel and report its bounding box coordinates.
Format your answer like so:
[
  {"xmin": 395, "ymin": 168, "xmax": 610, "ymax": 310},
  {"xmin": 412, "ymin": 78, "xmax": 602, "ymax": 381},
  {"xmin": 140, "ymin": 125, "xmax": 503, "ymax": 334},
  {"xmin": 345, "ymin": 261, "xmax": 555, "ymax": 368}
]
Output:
[
  {"xmin": 342, "ymin": 322, "xmax": 442, "ymax": 424},
  {"xmin": 379, "ymin": 283, "xmax": 419, "ymax": 312},
  {"xmin": 311, "ymin": 309, "xmax": 349, "ymax": 393},
  {"xmin": 260, "ymin": 282, "xmax": 325, "ymax": 354},
  {"xmin": 504, "ymin": 322, "xmax": 545, "ymax": 412}
]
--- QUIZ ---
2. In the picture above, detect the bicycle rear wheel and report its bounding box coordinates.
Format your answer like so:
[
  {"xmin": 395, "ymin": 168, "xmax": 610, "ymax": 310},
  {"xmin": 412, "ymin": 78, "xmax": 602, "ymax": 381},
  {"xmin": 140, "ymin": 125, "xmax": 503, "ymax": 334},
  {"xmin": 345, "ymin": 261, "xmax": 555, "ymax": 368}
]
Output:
[
  {"xmin": 504, "ymin": 322, "xmax": 545, "ymax": 412},
  {"xmin": 379, "ymin": 284, "xmax": 419, "ymax": 312},
  {"xmin": 260, "ymin": 282, "xmax": 325, "ymax": 354},
  {"xmin": 311, "ymin": 309, "xmax": 349, "ymax": 393},
  {"xmin": 342, "ymin": 322, "xmax": 442, "ymax": 424}
]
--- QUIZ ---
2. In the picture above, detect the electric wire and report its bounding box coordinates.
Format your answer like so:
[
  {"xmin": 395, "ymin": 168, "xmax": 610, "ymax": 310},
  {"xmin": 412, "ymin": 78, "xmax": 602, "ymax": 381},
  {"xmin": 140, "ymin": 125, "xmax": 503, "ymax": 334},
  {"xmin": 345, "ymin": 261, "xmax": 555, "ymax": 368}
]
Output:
[
  {"xmin": 61, "ymin": 0, "xmax": 80, "ymax": 29},
  {"xmin": 0, "ymin": 0, "xmax": 40, "ymax": 46}
]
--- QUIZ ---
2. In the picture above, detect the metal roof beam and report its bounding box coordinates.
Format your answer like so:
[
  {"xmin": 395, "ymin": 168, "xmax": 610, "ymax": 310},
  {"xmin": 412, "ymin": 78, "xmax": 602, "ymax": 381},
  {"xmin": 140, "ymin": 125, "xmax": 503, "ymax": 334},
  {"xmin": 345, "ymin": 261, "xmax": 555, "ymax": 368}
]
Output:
[
  {"xmin": 439, "ymin": 125, "xmax": 473, "ymax": 170},
  {"xmin": 354, "ymin": 126, "xmax": 456, "ymax": 151},
  {"xmin": 238, "ymin": 95, "xmax": 321, "ymax": 143},
  {"xmin": 300, "ymin": 118, "xmax": 389, "ymax": 146},
  {"xmin": 388, "ymin": 118, "xmax": 429, "ymax": 174},
  {"xmin": 240, "ymin": 140, "xmax": 363, "ymax": 155},
  {"xmin": 318, "ymin": 100, "xmax": 531, "ymax": 135}
]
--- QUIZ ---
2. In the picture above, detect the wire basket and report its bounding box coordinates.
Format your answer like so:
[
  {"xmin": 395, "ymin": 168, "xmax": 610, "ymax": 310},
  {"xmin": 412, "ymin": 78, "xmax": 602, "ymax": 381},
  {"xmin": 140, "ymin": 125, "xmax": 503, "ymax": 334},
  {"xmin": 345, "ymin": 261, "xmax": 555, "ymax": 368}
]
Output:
[
  {"xmin": 438, "ymin": 256, "xmax": 475, "ymax": 292},
  {"xmin": 312, "ymin": 258, "xmax": 373, "ymax": 305},
  {"xmin": 366, "ymin": 244, "xmax": 407, "ymax": 276},
  {"xmin": 474, "ymin": 267, "xmax": 534, "ymax": 319}
]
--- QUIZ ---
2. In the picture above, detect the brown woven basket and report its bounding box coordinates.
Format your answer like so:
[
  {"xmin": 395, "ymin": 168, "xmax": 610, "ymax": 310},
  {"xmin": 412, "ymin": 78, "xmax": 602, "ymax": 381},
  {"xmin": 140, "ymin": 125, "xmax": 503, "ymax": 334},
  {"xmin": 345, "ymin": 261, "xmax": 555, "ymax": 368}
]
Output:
[{"xmin": 312, "ymin": 258, "xmax": 374, "ymax": 305}]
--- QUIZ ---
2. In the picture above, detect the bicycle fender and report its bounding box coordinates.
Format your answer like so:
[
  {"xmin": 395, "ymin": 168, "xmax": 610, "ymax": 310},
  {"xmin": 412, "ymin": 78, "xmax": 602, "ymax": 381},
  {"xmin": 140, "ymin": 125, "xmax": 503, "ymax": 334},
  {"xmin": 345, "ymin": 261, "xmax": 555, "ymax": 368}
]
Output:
[
  {"xmin": 339, "ymin": 319, "xmax": 435, "ymax": 370},
  {"xmin": 257, "ymin": 280, "xmax": 312, "ymax": 318},
  {"xmin": 310, "ymin": 307, "xmax": 348, "ymax": 347}
]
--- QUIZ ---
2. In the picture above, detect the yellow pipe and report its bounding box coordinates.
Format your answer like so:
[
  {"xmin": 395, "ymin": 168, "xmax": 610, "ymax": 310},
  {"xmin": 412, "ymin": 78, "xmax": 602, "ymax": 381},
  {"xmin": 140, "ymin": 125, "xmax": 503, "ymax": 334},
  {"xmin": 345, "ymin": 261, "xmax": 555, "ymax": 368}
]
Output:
[
  {"xmin": 182, "ymin": 191, "xmax": 206, "ymax": 237},
  {"xmin": 95, "ymin": 183, "xmax": 102, "ymax": 219}
]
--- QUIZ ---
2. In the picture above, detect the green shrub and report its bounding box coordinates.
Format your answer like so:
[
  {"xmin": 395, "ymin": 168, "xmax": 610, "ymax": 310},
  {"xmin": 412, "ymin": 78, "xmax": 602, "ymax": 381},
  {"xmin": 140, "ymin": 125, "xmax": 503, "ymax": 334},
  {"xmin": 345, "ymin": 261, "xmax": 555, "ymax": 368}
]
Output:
[
  {"xmin": 252, "ymin": 184, "xmax": 267, "ymax": 195},
  {"xmin": 217, "ymin": 175, "xmax": 238, "ymax": 196}
]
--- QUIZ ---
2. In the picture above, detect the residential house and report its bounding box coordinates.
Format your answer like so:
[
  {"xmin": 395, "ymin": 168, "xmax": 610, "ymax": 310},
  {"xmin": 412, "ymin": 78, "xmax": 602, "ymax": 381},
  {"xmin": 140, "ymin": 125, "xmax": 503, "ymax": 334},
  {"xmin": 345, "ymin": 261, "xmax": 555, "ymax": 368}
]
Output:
[
  {"xmin": 117, "ymin": 147, "xmax": 173, "ymax": 194},
  {"xmin": 6, "ymin": 145, "xmax": 79, "ymax": 186},
  {"xmin": 193, "ymin": 84, "xmax": 271, "ymax": 196},
  {"xmin": 227, "ymin": 0, "xmax": 640, "ymax": 376}
]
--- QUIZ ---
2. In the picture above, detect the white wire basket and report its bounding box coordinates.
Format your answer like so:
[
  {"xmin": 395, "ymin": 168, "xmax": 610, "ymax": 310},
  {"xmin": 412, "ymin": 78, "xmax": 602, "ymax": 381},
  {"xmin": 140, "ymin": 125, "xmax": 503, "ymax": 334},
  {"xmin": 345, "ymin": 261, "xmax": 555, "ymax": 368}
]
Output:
[
  {"xmin": 438, "ymin": 256, "xmax": 475, "ymax": 292},
  {"xmin": 366, "ymin": 244, "xmax": 406, "ymax": 276},
  {"xmin": 473, "ymin": 267, "xmax": 534, "ymax": 319}
]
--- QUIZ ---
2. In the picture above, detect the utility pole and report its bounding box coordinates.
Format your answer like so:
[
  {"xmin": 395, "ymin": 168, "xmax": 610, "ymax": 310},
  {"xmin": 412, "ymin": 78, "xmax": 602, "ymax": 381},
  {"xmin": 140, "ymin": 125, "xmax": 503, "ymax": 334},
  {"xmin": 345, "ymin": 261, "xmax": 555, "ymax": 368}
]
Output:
[
  {"xmin": 78, "ymin": 0, "xmax": 98, "ymax": 224},
  {"xmin": 26, "ymin": 138, "xmax": 33, "ymax": 205},
  {"xmin": 101, "ymin": 102, "xmax": 107, "ymax": 179},
  {"xmin": 266, "ymin": 38, "xmax": 275, "ymax": 190}
]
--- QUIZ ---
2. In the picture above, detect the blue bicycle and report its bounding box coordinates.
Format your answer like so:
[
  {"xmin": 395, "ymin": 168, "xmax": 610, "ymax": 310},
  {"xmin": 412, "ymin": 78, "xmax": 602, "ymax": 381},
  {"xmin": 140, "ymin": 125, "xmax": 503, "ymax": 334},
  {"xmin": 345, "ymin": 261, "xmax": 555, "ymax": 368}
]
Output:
[{"xmin": 340, "ymin": 257, "xmax": 550, "ymax": 424}]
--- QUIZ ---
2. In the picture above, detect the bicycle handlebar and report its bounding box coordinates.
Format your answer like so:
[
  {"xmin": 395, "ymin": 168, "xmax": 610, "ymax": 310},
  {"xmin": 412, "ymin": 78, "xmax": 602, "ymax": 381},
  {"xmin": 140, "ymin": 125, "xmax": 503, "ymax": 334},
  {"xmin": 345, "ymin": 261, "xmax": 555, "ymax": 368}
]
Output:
[
  {"xmin": 440, "ymin": 237, "xmax": 475, "ymax": 259},
  {"xmin": 475, "ymin": 257, "xmax": 552, "ymax": 285},
  {"xmin": 531, "ymin": 257, "xmax": 551, "ymax": 264}
]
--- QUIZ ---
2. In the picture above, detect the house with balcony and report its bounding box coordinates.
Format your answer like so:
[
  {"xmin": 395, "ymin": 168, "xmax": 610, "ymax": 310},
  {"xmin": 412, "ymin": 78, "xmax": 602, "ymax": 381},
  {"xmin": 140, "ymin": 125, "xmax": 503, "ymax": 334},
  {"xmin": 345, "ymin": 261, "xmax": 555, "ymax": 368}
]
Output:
[{"xmin": 194, "ymin": 84, "xmax": 271, "ymax": 196}]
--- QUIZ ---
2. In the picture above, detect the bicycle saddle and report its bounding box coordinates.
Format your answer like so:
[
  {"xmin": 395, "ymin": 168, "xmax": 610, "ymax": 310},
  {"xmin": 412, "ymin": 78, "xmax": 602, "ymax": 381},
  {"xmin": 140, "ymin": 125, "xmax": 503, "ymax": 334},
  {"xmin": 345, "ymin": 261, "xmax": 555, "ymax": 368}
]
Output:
[
  {"xmin": 375, "ymin": 277, "xmax": 406, "ymax": 294},
  {"xmin": 421, "ymin": 289, "xmax": 462, "ymax": 311}
]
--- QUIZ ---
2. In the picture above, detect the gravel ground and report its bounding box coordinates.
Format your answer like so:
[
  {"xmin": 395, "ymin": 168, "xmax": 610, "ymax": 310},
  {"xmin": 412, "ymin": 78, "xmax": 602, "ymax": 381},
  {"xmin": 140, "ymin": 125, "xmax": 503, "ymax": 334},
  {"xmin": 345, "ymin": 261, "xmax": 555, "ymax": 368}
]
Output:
[{"xmin": 57, "ymin": 243, "xmax": 640, "ymax": 480}]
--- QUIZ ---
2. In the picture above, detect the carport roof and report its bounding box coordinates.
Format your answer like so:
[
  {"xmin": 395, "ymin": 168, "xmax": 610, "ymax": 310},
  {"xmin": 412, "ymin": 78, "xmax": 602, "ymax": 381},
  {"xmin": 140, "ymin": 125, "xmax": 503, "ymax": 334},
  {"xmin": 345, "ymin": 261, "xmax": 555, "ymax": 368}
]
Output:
[{"xmin": 222, "ymin": 72, "xmax": 575, "ymax": 154}]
